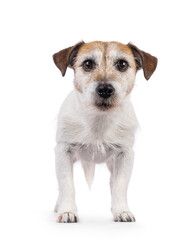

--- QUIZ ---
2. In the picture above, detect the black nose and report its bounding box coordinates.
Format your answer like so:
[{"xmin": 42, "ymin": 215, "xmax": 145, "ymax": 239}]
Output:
[{"xmin": 96, "ymin": 84, "xmax": 115, "ymax": 99}]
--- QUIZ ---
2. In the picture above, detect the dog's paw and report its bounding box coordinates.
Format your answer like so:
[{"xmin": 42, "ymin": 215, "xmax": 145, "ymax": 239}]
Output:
[
  {"xmin": 113, "ymin": 211, "xmax": 136, "ymax": 222},
  {"xmin": 57, "ymin": 212, "xmax": 78, "ymax": 223}
]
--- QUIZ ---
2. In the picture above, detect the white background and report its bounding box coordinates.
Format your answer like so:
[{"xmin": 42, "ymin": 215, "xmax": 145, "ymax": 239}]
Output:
[{"xmin": 0, "ymin": 0, "xmax": 192, "ymax": 239}]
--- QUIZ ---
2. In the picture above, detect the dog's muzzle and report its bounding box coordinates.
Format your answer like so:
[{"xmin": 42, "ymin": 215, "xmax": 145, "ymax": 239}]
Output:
[{"xmin": 96, "ymin": 84, "xmax": 115, "ymax": 99}]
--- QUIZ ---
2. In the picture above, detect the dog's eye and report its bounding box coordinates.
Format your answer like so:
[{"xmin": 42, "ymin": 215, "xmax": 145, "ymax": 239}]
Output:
[
  {"xmin": 116, "ymin": 60, "xmax": 129, "ymax": 72},
  {"xmin": 83, "ymin": 60, "xmax": 95, "ymax": 71}
]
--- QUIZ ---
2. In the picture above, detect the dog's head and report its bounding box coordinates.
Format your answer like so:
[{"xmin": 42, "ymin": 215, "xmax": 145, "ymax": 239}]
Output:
[{"xmin": 53, "ymin": 41, "xmax": 157, "ymax": 111}]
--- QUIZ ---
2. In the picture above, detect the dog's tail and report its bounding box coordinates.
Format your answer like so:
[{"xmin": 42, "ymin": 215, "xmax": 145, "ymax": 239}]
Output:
[{"xmin": 81, "ymin": 161, "xmax": 95, "ymax": 190}]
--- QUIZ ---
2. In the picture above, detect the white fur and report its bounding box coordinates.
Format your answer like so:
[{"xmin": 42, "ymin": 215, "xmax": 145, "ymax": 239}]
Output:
[
  {"xmin": 54, "ymin": 42, "xmax": 138, "ymax": 223},
  {"xmin": 55, "ymin": 90, "xmax": 138, "ymax": 222}
]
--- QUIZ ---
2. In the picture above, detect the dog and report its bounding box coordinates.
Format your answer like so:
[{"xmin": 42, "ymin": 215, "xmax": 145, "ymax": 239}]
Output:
[{"xmin": 53, "ymin": 41, "xmax": 157, "ymax": 223}]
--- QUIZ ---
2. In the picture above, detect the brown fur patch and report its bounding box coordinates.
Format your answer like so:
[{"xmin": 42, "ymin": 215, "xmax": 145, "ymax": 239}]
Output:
[
  {"xmin": 78, "ymin": 41, "xmax": 135, "ymax": 60},
  {"xmin": 85, "ymin": 71, "xmax": 105, "ymax": 84},
  {"xmin": 78, "ymin": 41, "xmax": 136, "ymax": 85},
  {"xmin": 107, "ymin": 42, "xmax": 136, "ymax": 70},
  {"xmin": 109, "ymin": 41, "xmax": 134, "ymax": 55},
  {"xmin": 128, "ymin": 43, "xmax": 157, "ymax": 80},
  {"xmin": 74, "ymin": 81, "xmax": 82, "ymax": 93},
  {"xmin": 77, "ymin": 41, "xmax": 105, "ymax": 55},
  {"xmin": 126, "ymin": 84, "xmax": 134, "ymax": 95},
  {"xmin": 57, "ymin": 215, "xmax": 62, "ymax": 223},
  {"xmin": 53, "ymin": 41, "xmax": 84, "ymax": 77}
]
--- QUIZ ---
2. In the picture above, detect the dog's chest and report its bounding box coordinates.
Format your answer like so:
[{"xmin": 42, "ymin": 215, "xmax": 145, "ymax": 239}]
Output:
[
  {"xmin": 62, "ymin": 114, "xmax": 130, "ymax": 163},
  {"xmin": 62, "ymin": 113, "xmax": 128, "ymax": 145},
  {"xmin": 57, "ymin": 99, "xmax": 137, "ymax": 164}
]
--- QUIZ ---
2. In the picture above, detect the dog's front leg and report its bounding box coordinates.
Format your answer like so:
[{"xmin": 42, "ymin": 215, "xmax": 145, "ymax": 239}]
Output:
[
  {"xmin": 110, "ymin": 148, "xmax": 135, "ymax": 222},
  {"xmin": 54, "ymin": 143, "xmax": 78, "ymax": 223}
]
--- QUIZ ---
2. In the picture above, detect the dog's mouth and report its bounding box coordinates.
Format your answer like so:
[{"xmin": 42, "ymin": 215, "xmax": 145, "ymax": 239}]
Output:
[
  {"xmin": 94, "ymin": 96, "xmax": 116, "ymax": 111},
  {"xmin": 95, "ymin": 101, "xmax": 113, "ymax": 111}
]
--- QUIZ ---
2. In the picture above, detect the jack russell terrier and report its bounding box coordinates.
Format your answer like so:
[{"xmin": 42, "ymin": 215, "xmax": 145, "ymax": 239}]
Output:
[{"xmin": 53, "ymin": 41, "xmax": 157, "ymax": 223}]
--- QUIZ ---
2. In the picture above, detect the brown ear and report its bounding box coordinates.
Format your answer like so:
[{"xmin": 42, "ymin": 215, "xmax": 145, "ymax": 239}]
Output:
[
  {"xmin": 128, "ymin": 43, "xmax": 158, "ymax": 80},
  {"xmin": 53, "ymin": 41, "xmax": 84, "ymax": 77}
]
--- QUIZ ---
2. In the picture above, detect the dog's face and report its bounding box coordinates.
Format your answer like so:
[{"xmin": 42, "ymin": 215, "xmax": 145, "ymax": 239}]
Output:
[{"xmin": 53, "ymin": 41, "xmax": 157, "ymax": 111}]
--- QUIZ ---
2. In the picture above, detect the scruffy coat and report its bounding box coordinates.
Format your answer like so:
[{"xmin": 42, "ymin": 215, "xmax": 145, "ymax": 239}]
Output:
[{"xmin": 53, "ymin": 41, "xmax": 157, "ymax": 223}]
